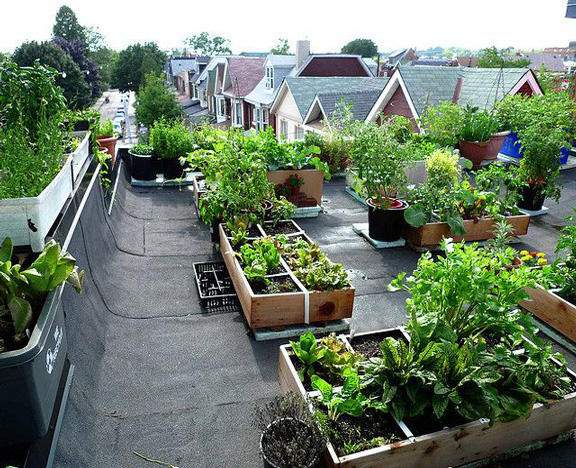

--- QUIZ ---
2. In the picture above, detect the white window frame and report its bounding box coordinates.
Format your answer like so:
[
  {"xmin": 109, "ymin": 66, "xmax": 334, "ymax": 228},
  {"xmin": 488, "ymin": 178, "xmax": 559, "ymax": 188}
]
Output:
[
  {"xmin": 280, "ymin": 119, "xmax": 288, "ymax": 138},
  {"xmin": 216, "ymin": 97, "xmax": 227, "ymax": 121},
  {"xmin": 265, "ymin": 66, "xmax": 274, "ymax": 90},
  {"xmin": 233, "ymin": 100, "xmax": 243, "ymax": 127},
  {"xmin": 191, "ymin": 85, "xmax": 198, "ymax": 100},
  {"xmin": 295, "ymin": 125, "xmax": 304, "ymax": 140},
  {"xmin": 262, "ymin": 108, "xmax": 269, "ymax": 130},
  {"xmin": 254, "ymin": 107, "xmax": 261, "ymax": 131}
]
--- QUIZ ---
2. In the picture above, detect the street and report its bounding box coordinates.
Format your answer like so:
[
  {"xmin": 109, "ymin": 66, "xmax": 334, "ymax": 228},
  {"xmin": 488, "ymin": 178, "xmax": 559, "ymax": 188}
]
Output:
[{"xmin": 93, "ymin": 89, "xmax": 137, "ymax": 144}]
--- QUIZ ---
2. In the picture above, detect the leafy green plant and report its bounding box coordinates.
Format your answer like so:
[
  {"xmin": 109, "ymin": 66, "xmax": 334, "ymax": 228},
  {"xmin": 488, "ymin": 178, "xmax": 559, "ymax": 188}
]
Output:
[
  {"xmin": 419, "ymin": 101, "xmax": 464, "ymax": 148},
  {"xmin": 290, "ymin": 332, "xmax": 326, "ymax": 381},
  {"xmin": 270, "ymin": 197, "xmax": 296, "ymax": 227},
  {"xmin": 238, "ymin": 238, "xmax": 281, "ymax": 286},
  {"xmin": 134, "ymin": 72, "xmax": 182, "ymax": 128},
  {"xmin": 0, "ymin": 238, "xmax": 83, "ymax": 352},
  {"xmin": 149, "ymin": 119, "xmax": 194, "ymax": 160},
  {"xmin": 226, "ymin": 216, "xmax": 249, "ymax": 246},
  {"xmin": 97, "ymin": 119, "xmax": 114, "ymax": 137},
  {"xmin": 459, "ymin": 107, "xmax": 498, "ymax": 143},
  {"xmin": 557, "ymin": 208, "xmax": 576, "ymax": 269},
  {"xmin": 318, "ymin": 333, "xmax": 363, "ymax": 377},
  {"xmin": 130, "ymin": 144, "xmax": 153, "ymax": 155},
  {"xmin": 287, "ymin": 174, "xmax": 303, "ymax": 188},
  {"xmin": 312, "ymin": 372, "xmax": 365, "ymax": 421}
]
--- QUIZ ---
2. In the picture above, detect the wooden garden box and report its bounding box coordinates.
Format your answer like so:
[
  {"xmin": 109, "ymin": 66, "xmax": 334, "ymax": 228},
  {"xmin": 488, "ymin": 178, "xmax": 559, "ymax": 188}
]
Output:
[
  {"xmin": 521, "ymin": 285, "xmax": 576, "ymax": 342},
  {"xmin": 403, "ymin": 214, "xmax": 530, "ymax": 249},
  {"xmin": 267, "ymin": 169, "xmax": 324, "ymax": 206},
  {"xmin": 278, "ymin": 327, "xmax": 576, "ymax": 468},
  {"xmin": 219, "ymin": 224, "xmax": 354, "ymax": 329},
  {"xmin": 192, "ymin": 175, "xmax": 207, "ymax": 210}
]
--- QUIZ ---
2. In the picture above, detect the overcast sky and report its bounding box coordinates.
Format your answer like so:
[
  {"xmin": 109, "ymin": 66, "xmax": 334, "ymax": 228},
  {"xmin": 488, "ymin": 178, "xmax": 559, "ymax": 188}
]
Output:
[{"xmin": 2, "ymin": 0, "xmax": 575, "ymax": 54}]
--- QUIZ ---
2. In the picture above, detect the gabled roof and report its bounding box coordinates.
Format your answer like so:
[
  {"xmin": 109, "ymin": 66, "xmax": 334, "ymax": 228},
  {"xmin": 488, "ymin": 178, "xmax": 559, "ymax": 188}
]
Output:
[
  {"xmin": 222, "ymin": 56, "xmax": 266, "ymax": 98},
  {"xmin": 362, "ymin": 58, "xmax": 378, "ymax": 75},
  {"xmin": 266, "ymin": 55, "xmax": 296, "ymax": 68},
  {"xmin": 398, "ymin": 66, "xmax": 460, "ymax": 114},
  {"xmin": 170, "ymin": 57, "xmax": 197, "ymax": 76},
  {"xmin": 274, "ymin": 77, "xmax": 387, "ymax": 119},
  {"xmin": 196, "ymin": 56, "xmax": 228, "ymax": 85},
  {"xmin": 295, "ymin": 54, "xmax": 374, "ymax": 77},
  {"xmin": 304, "ymin": 87, "xmax": 387, "ymax": 125},
  {"xmin": 505, "ymin": 53, "xmax": 565, "ymax": 72},
  {"xmin": 245, "ymin": 65, "xmax": 294, "ymax": 106}
]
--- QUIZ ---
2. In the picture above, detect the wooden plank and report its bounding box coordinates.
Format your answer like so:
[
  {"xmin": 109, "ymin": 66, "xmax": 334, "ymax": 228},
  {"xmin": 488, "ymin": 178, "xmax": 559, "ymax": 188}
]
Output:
[
  {"xmin": 404, "ymin": 214, "xmax": 530, "ymax": 249},
  {"xmin": 309, "ymin": 288, "xmax": 355, "ymax": 323},
  {"xmin": 522, "ymin": 285, "xmax": 576, "ymax": 342},
  {"xmin": 278, "ymin": 345, "xmax": 307, "ymax": 395},
  {"xmin": 267, "ymin": 169, "xmax": 325, "ymax": 206}
]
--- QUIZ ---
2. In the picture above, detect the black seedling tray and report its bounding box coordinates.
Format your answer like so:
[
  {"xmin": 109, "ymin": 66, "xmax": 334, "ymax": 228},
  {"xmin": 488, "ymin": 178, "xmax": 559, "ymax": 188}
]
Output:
[{"xmin": 193, "ymin": 261, "xmax": 239, "ymax": 312}]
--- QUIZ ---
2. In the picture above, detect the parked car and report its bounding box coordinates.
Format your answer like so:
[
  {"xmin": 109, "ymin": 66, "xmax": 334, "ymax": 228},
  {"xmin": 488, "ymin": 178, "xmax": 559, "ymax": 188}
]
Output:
[{"xmin": 113, "ymin": 118, "xmax": 124, "ymax": 138}]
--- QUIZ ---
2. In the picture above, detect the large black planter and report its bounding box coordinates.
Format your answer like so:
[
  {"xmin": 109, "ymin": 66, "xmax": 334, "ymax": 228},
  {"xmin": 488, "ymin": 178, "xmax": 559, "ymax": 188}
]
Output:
[
  {"xmin": 163, "ymin": 158, "xmax": 184, "ymax": 180},
  {"xmin": 518, "ymin": 184, "xmax": 545, "ymax": 211},
  {"xmin": 367, "ymin": 198, "xmax": 409, "ymax": 242},
  {"xmin": 260, "ymin": 419, "xmax": 320, "ymax": 468},
  {"xmin": 0, "ymin": 287, "xmax": 68, "ymax": 448},
  {"xmin": 129, "ymin": 151, "xmax": 157, "ymax": 181}
]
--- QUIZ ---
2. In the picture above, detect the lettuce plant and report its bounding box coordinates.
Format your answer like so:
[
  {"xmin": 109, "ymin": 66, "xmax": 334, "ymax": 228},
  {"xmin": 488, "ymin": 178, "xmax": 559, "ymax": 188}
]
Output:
[{"xmin": 290, "ymin": 332, "xmax": 326, "ymax": 382}]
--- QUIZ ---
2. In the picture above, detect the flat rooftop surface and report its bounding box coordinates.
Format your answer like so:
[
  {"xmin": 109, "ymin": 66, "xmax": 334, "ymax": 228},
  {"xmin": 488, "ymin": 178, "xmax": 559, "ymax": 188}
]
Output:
[{"xmin": 54, "ymin": 163, "xmax": 576, "ymax": 468}]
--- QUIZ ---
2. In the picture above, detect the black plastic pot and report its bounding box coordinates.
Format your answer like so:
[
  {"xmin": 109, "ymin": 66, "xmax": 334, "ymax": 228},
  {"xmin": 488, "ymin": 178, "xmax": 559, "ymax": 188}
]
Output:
[
  {"xmin": 73, "ymin": 120, "xmax": 90, "ymax": 131},
  {"xmin": 163, "ymin": 158, "xmax": 184, "ymax": 180},
  {"xmin": 263, "ymin": 200, "xmax": 274, "ymax": 221},
  {"xmin": 260, "ymin": 419, "xmax": 320, "ymax": 468},
  {"xmin": 0, "ymin": 288, "xmax": 68, "ymax": 448},
  {"xmin": 210, "ymin": 222, "xmax": 221, "ymax": 244},
  {"xmin": 518, "ymin": 184, "xmax": 545, "ymax": 211},
  {"xmin": 129, "ymin": 151, "xmax": 157, "ymax": 181},
  {"xmin": 366, "ymin": 198, "xmax": 409, "ymax": 242}
]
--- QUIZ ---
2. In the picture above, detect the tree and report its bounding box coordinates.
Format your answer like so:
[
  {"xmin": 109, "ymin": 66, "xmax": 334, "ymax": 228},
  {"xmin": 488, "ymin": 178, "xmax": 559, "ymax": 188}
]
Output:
[
  {"xmin": 271, "ymin": 39, "xmax": 290, "ymax": 55},
  {"xmin": 91, "ymin": 47, "xmax": 117, "ymax": 90},
  {"xmin": 478, "ymin": 47, "xmax": 531, "ymax": 68},
  {"xmin": 185, "ymin": 32, "xmax": 231, "ymax": 55},
  {"xmin": 12, "ymin": 41, "xmax": 91, "ymax": 109},
  {"xmin": 52, "ymin": 37, "xmax": 101, "ymax": 99},
  {"xmin": 111, "ymin": 43, "xmax": 166, "ymax": 92},
  {"xmin": 134, "ymin": 73, "xmax": 182, "ymax": 128},
  {"xmin": 341, "ymin": 39, "xmax": 378, "ymax": 58},
  {"xmin": 52, "ymin": 5, "xmax": 85, "ymax": 43}
]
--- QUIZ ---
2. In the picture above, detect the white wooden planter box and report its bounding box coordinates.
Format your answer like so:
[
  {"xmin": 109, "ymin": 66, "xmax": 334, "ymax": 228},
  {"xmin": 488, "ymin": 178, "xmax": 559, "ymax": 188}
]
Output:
[
  {"xmin": 70, "ymin": 131, "xmax": 91, "ymax": 183},
  {"xmin": 0, "ymin": 157, "xmax": 73, "ymax": 252}
]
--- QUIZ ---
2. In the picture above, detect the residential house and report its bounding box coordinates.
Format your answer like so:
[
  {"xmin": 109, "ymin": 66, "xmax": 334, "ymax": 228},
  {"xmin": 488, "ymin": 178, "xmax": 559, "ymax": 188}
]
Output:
[
  {"xmin": 188, "ymin": 56, "xmax": 228, "ymax": 122},
  {"xmin": 270, "ymin": 77, "xmax": 387, "ymax": 141},
  {"xmin": 378, "ymin": 48, "xmax": 418, "ymax": 76},
  {"xmin": 506, "ymin": 52, "xmax": 565, "ymax": 72},
  {"xmin": 166, "ymin": 57, "xmax": 198, "ymax": 96},
  {"xmin": 544, "ymin": 46, "xmax": 576, "ymax": 61},
  {"xmin": 457, "ymin": 56, "xmax": 479, "ymax": 67},
  {"xmin": 365, "ymin": 66, "xmax": 543, "ymax": 129},
  {"xmin": 246, "ymin": 40, "xmax": 376, "ymax": 132}
]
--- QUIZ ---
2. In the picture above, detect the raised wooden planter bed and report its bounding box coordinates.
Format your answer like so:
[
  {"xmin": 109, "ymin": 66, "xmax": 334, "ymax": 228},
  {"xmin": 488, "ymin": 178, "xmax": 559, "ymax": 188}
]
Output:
[
  {"xmin": 0, "ymin": 158, "xmax": 73, "ymax": 252},
  {"xmin": 267, "ymin": 169, "xmax": 324, "ymax": 207},
  {"xmin": 278, "ymin": 327, "xmax": 576, "ymax": 468},
  {"xmin": 192, "ymin": 174, "xmax": 207, "ymax": 210},
  {"xmin": 219, "ymin": 223, "xmax": 354, "ymax": 329},
  {"xmin": 521, "ymin": 284, "xmax": 576, "ymax": 342},
  {"xmin": 403, "ymin": 214, "xmax": 530, "ymax": 249}
]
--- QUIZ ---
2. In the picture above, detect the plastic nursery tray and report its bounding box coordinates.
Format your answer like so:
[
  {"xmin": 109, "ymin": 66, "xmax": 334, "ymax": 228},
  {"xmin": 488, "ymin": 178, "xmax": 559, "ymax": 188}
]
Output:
[{"xmin": 193, "ymin": 261, "xmax": 240, "ymax": 312}]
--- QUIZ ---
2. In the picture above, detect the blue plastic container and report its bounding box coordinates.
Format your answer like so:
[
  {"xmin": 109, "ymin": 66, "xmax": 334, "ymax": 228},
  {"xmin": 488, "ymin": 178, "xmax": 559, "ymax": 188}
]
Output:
[
  {"xmin": 500, "ymin": 132, "xmax": 523, "ymax": 159},
  {"xmin": 560, "ymin": 147, "xmax": 570, "ymax": 165}
]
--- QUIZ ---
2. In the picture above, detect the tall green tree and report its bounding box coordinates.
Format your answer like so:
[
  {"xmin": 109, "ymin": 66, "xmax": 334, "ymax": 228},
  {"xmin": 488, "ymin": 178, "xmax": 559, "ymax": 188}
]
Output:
[
  {"xmin": 478, "ymin": 47, "xmax": 531, "ymax": 68},
  {"xmin": 52, "ymin": 5, "xmax": 86, "ymax": 43},
  {"xmin": 341, "ymin": 39, "xmax": 378, "ymax": 58},
  {"xmin": 12, "ymin": 41, "xmax": 91, "ymax": 109},
  {"xmin": 111, "ymin": 43, "xmax": 166, "ymax": 92},
  {"xmin": 271, "ymin": 39, "xmax": 290, "ymax": 55},
  {"xmin": 134, "ymin": 73, "xmax": 182, "ymax": 128},
  {"xmin": 185, "ymin": 32, "xmax": 231, "ymax": 55}
]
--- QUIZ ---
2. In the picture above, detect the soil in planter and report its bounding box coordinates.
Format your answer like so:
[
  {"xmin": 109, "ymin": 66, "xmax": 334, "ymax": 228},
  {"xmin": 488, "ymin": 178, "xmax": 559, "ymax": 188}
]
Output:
[
  {"xmin": 249, "ymin": 275, "xmax": 299, "ymax": 295},
  {"xmin": 222, "ymin": 224, "xmax": 262, "ymax": 239},
  {"xmin": 404, "ymin": 411, "xmax": 470, "ymax": 437},
  {"xmin": 0, "ymin": 294, "xmax": 45, "ymax": 353},
  {"xmin": 315, "ymin": 406, "xmax": 404, "ymax": 456},
  {"xmin": 289, "ymin": 354, "xmax": 345, "ymax": 392},
  {"xmin": 263, "ymin": 221, "xmax": 302, "ymax": 236},
  {"xmin": 348, "ymin": 330, "xmax": 408, "ymax": 358}
]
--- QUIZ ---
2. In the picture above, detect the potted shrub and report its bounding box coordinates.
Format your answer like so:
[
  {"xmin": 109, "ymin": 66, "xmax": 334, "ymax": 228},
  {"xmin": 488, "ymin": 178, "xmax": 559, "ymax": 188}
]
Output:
[
  {"xmin": 345, "ymin": 119, "xmax": 410, "ymax": 242},
  {"xmin": 150, "ymin": 119, "xmax": 194, "ymax": 180},
  {"xmin": 418, "ymin": 101, "xmax": 464, "ymax": 149},
  {"xmin": 252, "ymin": 391, "xmax": 326, "ymax": 468},
  {"xmin": 458, "ymin": 107, "xmax": 499, "ymax": 168},
  {"xmin": 96, "ymin": 119, "xmax": 117, "ymax": 165},
  {"xmin": 517, "ymin": 122, "xmax": 565, "ymax": 211},
  {"xmin": 0, "ymin": 62, "xmax": 74, "ymax": 252},
  {"xmin": 129, "ymin": 144, "xmax": 156, "ymax": 181},
  {"xmin": 0, "ymin": 238, "xmax": 83, "ymax": 447}
]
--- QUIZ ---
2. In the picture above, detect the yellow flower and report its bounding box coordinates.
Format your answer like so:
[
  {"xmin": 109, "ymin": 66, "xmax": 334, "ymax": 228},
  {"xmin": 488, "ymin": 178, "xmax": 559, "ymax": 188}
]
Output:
[
  {"xmin": 521, "ymin": 255, "xmax": 532, "ymax": 262},
  {"xmin": 537, "ymin": 258, "xmax": 548, "ymax": 265},
  {"xmin": 536, "ymin": 252, "xmax": 546, "ymax": 258},
  {"xmin": 520, "ymin": 250, "xmax": 529, "ymax": 256}
]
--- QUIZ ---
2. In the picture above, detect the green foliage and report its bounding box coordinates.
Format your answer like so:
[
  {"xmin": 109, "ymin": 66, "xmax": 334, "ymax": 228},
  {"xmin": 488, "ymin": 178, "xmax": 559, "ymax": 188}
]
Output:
[
  {"xmin": 111, "ymin": 43, "xmax": 167, "ymax": 92},
  {"xmin": 0, "ymin": 238, "xmax": 83, "ymax": 352},
  {"xmin": 185, "ymin": 32, "xmax": 231, "ymax": 55},
  {"xmin": 135, "ymin": 73, "xmax": 182, "ymax": 128},
  {"xmin": 478, "ymin": 47, "xmax": 531, "ymax": 68},
  {"xmin": 557, "ymin": 208, "xmax": 576, "ymax": 269},
  {"xmin": 13, "ymin": 40, "xmax": 92, "ymax": 109},
  {"xmin": 0, "ymin": 62, "xmax": 67, "ymax": 199},
  {"xmin": 52, "ymin": 5, "xmax": 86, "ymax": 43},
  {"xmin": 270, "ymin": 39, "xmax": 290, "ymax": 55},
  {"xmin": 302, "ymin": 131, "xmax": 350, "ymax": 174},
  {"xmin": 460, "ymin": 107, "xmax": 498, "ymax": 143},
  {"xmin": 149, "ymin": 119, "xmax": 193, "ymax": 160},
  {"xmin": 419, "ymin": 101, "xmax": 464, "ymax": 148},
  {"xmin": 270, "ymin": 197, "xmax": 296, "ymax": 227},
  {"xmin": 238, "ymin": 238, "xmax": 281, "ymax": 285},
  {"xmin": 312, "ymin": 373, "xmax": 365, "ymax": 421},
  {"xmin": 130, "ymin": 144, "xmax": 153, "ymax": 156},
  {"xmin": 98, "ymin": 119, "xmax": 114, "ymax": 137},
  {"xmin": 290, "ymin": 332, "xmax": 327, "ymax": 381},
  {"xmin": 341, "ymin": 39, "xmax": 378, "ymax": 58}
]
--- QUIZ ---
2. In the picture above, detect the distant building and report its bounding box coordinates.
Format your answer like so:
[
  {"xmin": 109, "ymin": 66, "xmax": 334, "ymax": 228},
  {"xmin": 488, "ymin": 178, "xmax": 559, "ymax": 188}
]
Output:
[
  {"xmin": 457, "ymin": 56, "xmax": 479, "ymax": 67},
  {"xmin": 378, "ymin": 48, "xmax": 418, "ymax": 76},
  {"xmin": 506, "ymin": 53, "xmax": 565, "ymax": 72}
]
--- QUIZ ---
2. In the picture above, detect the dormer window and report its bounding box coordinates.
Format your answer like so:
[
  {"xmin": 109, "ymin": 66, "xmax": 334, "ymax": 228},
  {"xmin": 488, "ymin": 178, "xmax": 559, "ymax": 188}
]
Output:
[{"xmin": 265, "ymin": 66, "xmax": 274, "ymax": 90}]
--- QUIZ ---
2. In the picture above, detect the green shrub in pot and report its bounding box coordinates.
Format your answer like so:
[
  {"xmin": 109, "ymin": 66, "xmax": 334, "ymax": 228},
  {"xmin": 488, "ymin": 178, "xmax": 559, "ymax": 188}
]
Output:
[
  {"xmin": 149, "ymin": 119, "xmax": 194, "ymax": 160},
  {"xmin": 0, "ymin": 238, "xmax": 84, "ymax": 353},
  {"xmin": 97, "ymin": 119, "xmax": 114, "ymax": 138},
  {"xmin": 460, "ymin": 107, "xmax": 499, "ymax": 143},
  {"xmin": 419, "ymin": 101, "xmax": 464, "ymax": 148}
]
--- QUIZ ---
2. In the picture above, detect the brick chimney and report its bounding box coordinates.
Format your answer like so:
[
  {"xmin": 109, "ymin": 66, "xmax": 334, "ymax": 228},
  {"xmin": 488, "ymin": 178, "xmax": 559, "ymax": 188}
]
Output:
[
  {"xmin": 296, "ymin": 40, "xmax": 310, "ymax": 69},
  {"xmin": 452, "ymin": 77, "xmax": 464, "ymax": 104}
]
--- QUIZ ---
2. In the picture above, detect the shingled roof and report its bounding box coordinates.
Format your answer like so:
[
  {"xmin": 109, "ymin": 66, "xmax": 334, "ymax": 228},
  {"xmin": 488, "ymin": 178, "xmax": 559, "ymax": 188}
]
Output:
[
  {"xmin": 283, "ymin": 77, "xmax": 388, "ymax": 119},
  {"xmin": 316, "ymin": 89, "xmax": 385, "ymax": 122},
  {"xmin": 222, "ymin": 57, "xmax": 265, "ymax": 98}
]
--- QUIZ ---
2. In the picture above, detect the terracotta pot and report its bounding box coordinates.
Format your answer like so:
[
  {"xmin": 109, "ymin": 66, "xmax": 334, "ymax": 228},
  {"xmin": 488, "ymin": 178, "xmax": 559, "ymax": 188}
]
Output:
[
  {"xmin": 97, "ymin": 136, "xmax": 117, "ymax": 167},
  {"xmin": 486, "ymin": 131, "xmax": 511, "ymax": 160},
  {"xmin": 458, "ymin": 140, "xmax": 491, "ymax": 168},
  {"xmin": 291, "ymin": 186, "xmax": 301, "ymax": 196}
]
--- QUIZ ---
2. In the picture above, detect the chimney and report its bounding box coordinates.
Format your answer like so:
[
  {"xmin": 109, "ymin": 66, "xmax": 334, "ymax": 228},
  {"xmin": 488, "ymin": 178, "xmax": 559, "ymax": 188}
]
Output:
[
  {"xmin": 452, "ymin": 77, "xmax": 464, "ymax": 104},
  {"xmin": 296, "ymin": 40, "xmax": 310, "ymax": 69}
]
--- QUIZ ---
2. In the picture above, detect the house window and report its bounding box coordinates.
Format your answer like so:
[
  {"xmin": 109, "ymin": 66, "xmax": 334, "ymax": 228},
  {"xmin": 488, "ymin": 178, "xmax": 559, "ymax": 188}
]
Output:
[
  {"xmin": 254, "ymin": 107, "xmax": 261, "ymax": 131},
  {"xmin": 217, "ymin": 98, "xmax": 227, "ymax": 118},
  {"xmin": 262, "ymin": 109, "xmax": 269, "ymax": 130},
  {"xmin": 280, "ymin": 120, "xmax": 288, "ymax": 138},
  {"xmin": 233, "ymin": 101, "xmax": 243, "ymax": 127},
  {"xmin": 265, "ymin": 66, "xmax": 274, "ymax": 90},
  {"xmin": 191, "ymin": 85, "xmax": 198, "ymax": 100},
  {"xmin": 295, "ymin": 125, "xmax": 304, "ymax": 140}
]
